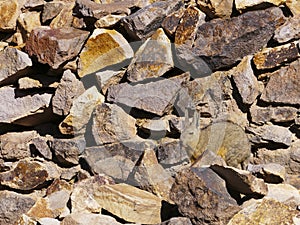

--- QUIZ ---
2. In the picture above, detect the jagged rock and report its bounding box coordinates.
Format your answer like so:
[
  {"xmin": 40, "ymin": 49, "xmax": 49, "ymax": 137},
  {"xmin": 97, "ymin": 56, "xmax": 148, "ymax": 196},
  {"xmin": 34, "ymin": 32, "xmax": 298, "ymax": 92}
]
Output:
[
  {"xmin": 92, "ymin": 103, "xmax": 137, "ymax": 145},
  {"xmin": 170, "ymin": 167, "xmax": 241, "ymax": 225},
  {"xmin": 261, "ymin": 58, "xmax": 300, "ymax": 105},
  {"xmin": 0, "ymin": 190, "xmax": 36, "ymax": 225},
  {"xmin": 228, "ymin": 199, "xmax": 300, "ymax": 225},
  {"xmin": 286, "ymin": 0, "xmax": 300, "ymax": 15},
  {"xmin": 121, "ymin": 0, "xmax": 184, "ymax": 40},
  {"xmin": 247, "ymin": 163, "xmax": 286, "ymax": 183},
  {"xmin": 137, "ymin": 117, "xmax": 170, "ymax": 139},
  {"xmin": 62, "ymin": 213, "xmax": 123, "ymax": 225},
  {"xmin": 160, "ymin": 217, "xmax": 193, "ymax": 225},
  {"xmin": 290, "ymin": 140, "xmax": 300, "ymax": 174},
  {"xmin": 23, "ymin": 0, "xmax": 44, "ymax": 9},
  {"xmin": 0, "ymin": 0, "xmax": 21, "ymax": 31},
  {"xmin": 50, "ymin": 136, "xmax": 86, "ymax": 166},
  {"xmin": 18, "ymin": 11, "xmax": 41, "ymax": 40},
  {"xmin": 231, "ymin": 55, "xmax": 259, "ymax": 105},
  {"xmin": 274, "ymin": 15, "xmax": 300, "ymax": 43},
  {"xmin": 77, "ymin": 28, "xmax": 133, "ymax": 77},
  {"xmin": 0, "ymin": 158, "xmax": 60, "ymax": 191},
  {"xmin": 193, "ymin": 7, "xmax": 286, "ymax": 71},
  {"xmin": 38, "ymin": 218, "xmax": 60, "ymax": 225},
  {"xmin": 133, "ymin": 148, "xmax": 174, "ymax": 203},
  {"xmin": 162, "ymin": 7, "xmax": 185, "ymax": 37},
  {"xmin": 247, "ymin": 124, "xmax": 293, "ymax": 147},
  {"xmin": 31, "ymin": 136, "xmax": 53, "ymax": 160},
  {"xmin": 50, "ymin": 2, "xmax": 75, "ymax": 28},
  {"xmin": 211, "ymin": 164, "xmax": 268, "ymax": 197},
  {"xmin": 95, "ymin": 14, "xmax": 127, "ymax": 28},
  {"xmin": 59, "ymin": 86, "xmax": 104, "ymax": 135},
  {"xmin": 0, "ymin": 131, "xmax": 38, "ymax": 160},
  {"xmin": 250, "ymin": 105, "xmax": 298, "ymax": 125},
  {"xmin": 127, "ymin": 28, "xmax": 173, "ymax": 82},
  {"xmin": 18, "ymin": 77, "xmax": 42, "ymax": 89},
  {"xmin": 192, "ymin": 149, "xmax": 226, "ymax": 168},
  {"xmin": 235, "ymin": 0, "xmax": 286, "ymax": 12},
  {"xmin": 0, "ymin": 86, "xmax": 52, "ymax": 126},
  {"xmin": 93, "ymin": 183, "xmax": 162, "ymax": 224},
  {"xmin": 196, "ymin": 0, "xmax": 233, "ymax": 18},
  {"xmin": 107, "ymin": 73, "xmax": 189, "ymax": 116},
  {"xmin": 0, "ymin": 47, "xmax": 32, "ymax": 85},
  {"xmin": 253, "ymin": 41, "xmax": 300, "ymax": 70},
  {"xmin": 95, "ymin": 70, "xmax": 125, "ymax": 95},
  {"xmin": 52, "ymin": 70, "xmax": 85, "ymax": 116},
  {"xmin": 42, "ymin": 1, "xmax": 65, "ymax": 23},
  {"xmin": 25, "ymin": 27, "xmax": 89, "ymax": 69},
  {"xmin": 18, "ymin": 74, "xmax": 59, "ymax": 90},
  {"xmin": 60, "ymin": 165, "xmax": 89, "ymax": 181}
]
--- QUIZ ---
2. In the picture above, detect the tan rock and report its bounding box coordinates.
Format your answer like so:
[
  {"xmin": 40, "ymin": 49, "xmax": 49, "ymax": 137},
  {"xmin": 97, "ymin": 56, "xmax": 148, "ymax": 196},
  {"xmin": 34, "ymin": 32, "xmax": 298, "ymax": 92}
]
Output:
[
  {"xmin": 50, "ymin": 2, "xmax": 75, "ymax": 28},
  {"xmin": 78, "ymin": 28, "xmax": 133, "ymax": 77},
  {"xmin": 95, "ymin": 14, "xmax": 127, "ymax": 28},
  {"xmin": 62, "ymin": 213, "xmax": 123, "ymax": 225},
  {"xmin": 95, "ymin": 69, "xmax": 125, "ymax": 94},
  {"xmin": 196, "ymin": 0, "xmax": 233, "ymax": 18},
  {"xmin": 162, "ymin": 6, "xmax": 185, "ymax": 37},
  {"xmin": 286, "ymin": 0, "xmax": 300, "ymax": 15},
  {"xmin": 18, "ymin": 11, "xmax": 41, "ymax": 40},
  {"xmin": 0, "ymin": 0, "xmax": 21, "ymax": 31},
  {"xmin": 18, "ymin": 77, "xmax": 42, "ymax": 89},
  {"xmin": 93, "ymin": 183, "xmax": 162, "ymax": 224},
  {"xmin": 38, "ymin": 218, "xmax": 60, "ymax": 225},
  {"xmin": 235, "ymin": 0, "xmax": 285, "ymax": 12},
  {"xmin": 274, "ymin": 15, "xmax": 300, "ymax": 43},
  {"xmin": 42, "ymin": 1, "xmax": 65, "ymax": 23}
]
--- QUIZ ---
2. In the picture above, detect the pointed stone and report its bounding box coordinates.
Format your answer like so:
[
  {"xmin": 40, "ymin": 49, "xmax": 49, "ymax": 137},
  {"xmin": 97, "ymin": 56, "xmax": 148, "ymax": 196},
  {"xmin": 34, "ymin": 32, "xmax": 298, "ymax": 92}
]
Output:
[
  {"xmin": 78, "ymin": 28, "xmax": 133, "ymax": 77},
  {"xmin": 196, "ymin": 0, "xmax": 233, "ymax": 18},
  {"xmin": 127, "ymin": 28, "xmax": 173, "ymax": 82}
]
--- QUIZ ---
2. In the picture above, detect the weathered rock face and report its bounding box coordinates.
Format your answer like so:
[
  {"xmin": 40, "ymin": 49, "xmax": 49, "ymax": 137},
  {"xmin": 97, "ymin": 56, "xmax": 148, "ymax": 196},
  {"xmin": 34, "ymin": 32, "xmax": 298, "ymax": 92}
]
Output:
[
  {"xmin": 18, "ymin": 11, "xmax": 41, "ymax": 40},
  {"xmin": 170, "ymin": 167, "xmax": 241, "ymax": 225},
  {"xmin": 193, "ymin": 7, "xmax": 286, "ymax": 71},
  {"xmin": 93, "ymin": 183, "xmax": 162, "ymax": 224},
  {"xmin": 162, "ymin": 6, "xmax": 185, "ymax": 37},
  {"xmin": 78, "ymin": 28, "xmax": 133, "ymax": 77},
  {"xmin": 26, "ymin": 27, "xmax": 89, "ymax": 69},
  {"xmin": 247, "ymin": 163, "xmax": 286, "ymax": 183},
  {"xmin": 274, "ymin": 15, "xmax": 300, "ymax": 43},
  {"xmin": 95, "ymin": 70, "xmax": 125, "ymax": 95},
  {"xmin": 62, "ymin": 213, "xmax": 123, "ymax": 225},
  {"xmin": 0, "ymin": 191, "xmax": 36, "ymax": 225},
  {"xmin": 286, "ymin": 0, "xmax": 300, "ymax": 16},
  {"xmin": 42, "ymin": 1, "xmax": 65, "ymax": 23},
  {"xmin": 196, "ymin": 0, "xmax": 233, "ymax": 18},
  {"xmin": 261, "ymin": 58, "xmax": 300, "ymax": 105},
  {"xmin": 235, "ymin": 0, "xmax": 286, "ymax": 12},
  {"xmin": 0, "ymin": 0, "xmax": 21, "ymax": 31},
  {"xmin": 121, "ymin": 0, "xmax": 184, "ymax": 40}
]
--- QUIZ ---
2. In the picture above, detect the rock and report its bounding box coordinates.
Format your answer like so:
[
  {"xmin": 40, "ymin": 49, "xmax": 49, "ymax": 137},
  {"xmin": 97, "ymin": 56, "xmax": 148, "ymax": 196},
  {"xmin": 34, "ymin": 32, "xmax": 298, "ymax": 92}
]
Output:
[
  {"xmin": 274, "ymin": 15, "xmax": 300, "ymax": 43},
  {"xmin": 247, "ymin": 124, "xmax": 293, "ymax": 147},
  {"xmin": 133, "ymin": 148, "xmax": 174, "ymax": 203},
  {"xmin": 127, "ymin": 28, "xmax": 174, "ymax": 82},
  {"xmin": 211, "ymin": 164, "xmax": 268, "ymax": 197},
  {"xmin": 0, "ymin": 190, "xmax": 36, "ymax": 225},
  {"xmin": 192, "ymin": 149, "xmax": 226, "ymax": 168},
  {"xmin": 50, "ymin": 136, "xmax": 86, "ymax": 166},
  {"xmin": 93, "ymin": 183, "xmax": 162, "ymax": 224},
  {"xmin": 137, "ymin": 117, "xmax": 170, "ymax": 139},
  {"xmin": 0, "ymin": 0, "xmax": 21, "ymax": 31},
  {"xmin": 92, "ymin": 103, "xmax": 136, "ymax": 145},
  {"xmin": 42, "ymin": 1, "xmax": 65, "ymax": 23},
  {"xmin": 38, "ymin": 218, "xmax": 60, "ymax": 225},
  {"xmin": 228, "ymin": 199, "xmax": 300, "ymax": 225},
  {"xmin": 231, "ymin": 55, "xmax": 259, "ymax": 105},
  {"xmin": 160, "ymin": 217, "xmax": 193, "ymax": 225},
  {"xmin": 170, "ymin": 167, "xmax": 241, "ymax": 225},
  {"xmin": 0, "ymin": 86, "xmax": 52, "ymax": 126},
  {"xmin": 162, "ymin": 6, "xmax": 185, "ymax": 37},
  {"xmin": 193, "ymin": 7, "xmax": 286, "ymax": 71},
  {"xmin": 290, "ymin": 140, "xmax": 300, "ymax": 174},
  {"xmin": 25, "ymin": 27, "xmax": 89, "ymax": 69},
  {"xmin": 286, "ymin": 0, "xmax": 300, "ymax": 16},
  {"xmin": 247, "ymin": 163, "xmax": 286, "ymax": 183},
  {"xmin": 62, "ymin": 213, "xmax": 123, "ymax": 225},
  {"xmin": 18, "ymin": 11, "xmax": 41, "ymax": 40},
  {"xmin": 95, "ymin": 69, "xmax": 125, "ymax": 95},
  {"xmin": 78, "ymin": 28, "xmax": 133, "ymax": 77},
  {"xmin": 95, "ymin": 14, "xmax": 127, "ymax": 28},
  {"xmin": 0, "ymin": 131, "xmax": 38, "ymax": 160},
  {"xmin": 121, "ymin": 0, "xmax": 184, "ymax": 40},
  {"xmin": 18, "ymin": 77, "xmax": 42, "ymax": 89},
  {"xmin": 23, "ymin": 0, "xmax": 44, "ymax": 9},
  {"xmin": 0, "ymin": 47, "xmax": 32, "ymax": 85},
  {"xmin": 107, "ymin": 73, "xmax": 189, "ymax": 116},
  {"xmin": 18, "ymin": 74, "xmax": 59, "ymax": 90},
  {"xmin": 196, "ymin": 0, "xmax": 233, "ymax": 18},
  {"xmin": 235, "ymin": 0, "xmax": 286, "ymax": 12},
  {"xmin": 59, "ymin": 86, "xmax": 105, "ymax": 135},
  {"xmin": 250, "ymin": 105, "xmax": 298, "ymax": 125},
  {"xmin": 31, "ymin": 136, "xmax": 53, "ymax": 160},
  {"xmin": 50, "ymin": 2, "xmax": 75, "ymax": 28},
  {"xmin": 0, "ymin": 158, "xmax": 60, "ymax": 191},
  {"xmin": 18, "ymin": 214, "xmax": 37, "ymax": 225},
  {"xmin": 52, "ymin": 70, "xmax": 85, "ymax": 116}
]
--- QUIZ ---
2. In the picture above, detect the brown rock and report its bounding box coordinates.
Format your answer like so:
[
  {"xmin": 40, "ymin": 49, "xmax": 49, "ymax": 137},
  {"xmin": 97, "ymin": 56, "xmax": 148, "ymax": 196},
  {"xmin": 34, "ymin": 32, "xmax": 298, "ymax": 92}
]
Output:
[
  {"xmin": 107, "ymin": 73, "xmax": 189, "ymax": 116},
  {"xmin": 196, "ymin": 0, "xmax": 233, "ymax": 18},
  {"xmin": 0, "ymin": 47, "xmax": 32, "ymax": 85},
  {"xmin": 127, "ymin": 28, "xmax": 174, "ymax": 82},
  {"xmin": 235, "ymin": 0, "xmax": 286, "ymax": 12},
  {"xmin": 26, "ymin": 27, "xmax": 89, "ymax": 69},
  {"xmin": 93, "ymin": 183, "xmax": 162, "ymax": 224},
  {"xmin": 92, "ymin": 103, "xmax": 137, "ymax": 145},
  {"xmin": 121, "ymin": 0, "xmax": 184, "ymax": 40},
  {"xmin": 95, "ymin": 69, "xmax": 125, "ymax": 95},
  {"xmin": 0, "ymin": 190, "xmax": 36, "ymax": 225},
  {"xmin": 42, "ymin": 1, "xmax": 65, "ymax": 23},
  {"xmin": 50, "ymin": 2, "xmax": 75, "ymax": 28},
  {"xmin": 0, "ymin": 0, "xmax": 21, "ymax": 31},
  {"xmin": 274, "ymin": 15, "xmax": 300, "ymax": 43},
  {"xmin": 162, "ymin": 6, "xmax": 185, "ymax": 37},
  {"xmin": 95, "ymin": 14, "xmax": 127, "ymax": 28},
  {"xmin": 192, "ymin": 149, "xmax": 226, "ymax": 168},
  {"xmin": 77, "ymin": 28, "xmax": 133, "ymax": 78},
  {"xmin": 193, "ymin": 7, "xmax": 286, "ymax": 71},
  {"xmin": 52, "ymin": 70, "xmax": 85, "ymax": 116},
  {"xmin": 170, "ymin": 167, "xmax": 241, "ymax": 225},
  {"xmin": 253, "ymin": 41, "xmax": 300, "ymax": 70}
]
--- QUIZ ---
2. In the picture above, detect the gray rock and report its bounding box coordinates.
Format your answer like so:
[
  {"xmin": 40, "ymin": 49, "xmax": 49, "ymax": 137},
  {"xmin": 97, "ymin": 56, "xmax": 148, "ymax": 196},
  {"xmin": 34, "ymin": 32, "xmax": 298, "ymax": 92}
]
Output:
[
  {"xmin": 23, "ymin": 0, "xmax": 44, "ymax": 9},
  {"xmin": 95, "ymin": 70, "xmax": 125, "ymax": 95},
  {"xmin": 137, "ymin": 117, "xmax": 170, "ymax": 139},
  {"xmin": 274, "ymin": 15, "xmax": 300, "ymax": 43},
  {"xmin": 121, "ymin": 0, "xmax": 184, "ymax": 40},
  {"xmin": 31, "ymin": 136, "xmax": 53, "ymax": 160},
  {"xmin": 42, "ymin": 1, "xmax": 65, "ymax": 23},
  {"xmin": 162, "ymin": 6, "xmax": 185, "ymax": 37}
]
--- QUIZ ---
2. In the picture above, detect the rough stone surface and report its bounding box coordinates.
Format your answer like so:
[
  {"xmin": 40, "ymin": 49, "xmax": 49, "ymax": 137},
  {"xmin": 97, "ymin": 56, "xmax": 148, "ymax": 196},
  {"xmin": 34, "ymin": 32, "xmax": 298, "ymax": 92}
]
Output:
[
  {"xmin": 26, "ymin": 27, "xmax": 89, "ymax": 69},
  {"xmin": 92, "ymin": 103, "xmax": 137, "ymax": 145},
  {"xmin": 160, "ymin": 217, "xmax": 193, "ymax": 225},
  {"xmin": 50, "ymin": 2, "xmax": 75, "ymax": 29},
  {"xmin": 121, "ymin": 0, "xmax": 184, "ymax": 40},
  {"xmin": 286, "ymin": 0, "xmax": 300, "ymax": 16},
  {"xmin": 107, "ymin": 73, "xmax": 189, "ymax": 116},
  {"xmin": 0, "ymin": 0, "xmax": 21, "ymax": 31},
  {"xmin": 247, "ymin": 163, "xmax": 286, "ymax": 183},
  {"xmin": 62, "ymin": 213, "xmax": 123, "ymax": 225},
  {"xmin": 93, "ymin": 183, "xmax": 162, "ymax": 224},
  {"xmin": 42, "ymin": 1, "xmax": 65, "ymax": 23},
  {"xmin": 0, "ymin": 47, "xmax": 32, "ymax": 85},
  {"xmin": 196, "ymin": 0, "xmax": 233, "ymax": 18},
  {"xmin": 235, "ymin": 0, "xmax": 286, "ymax": 12},
  {"xmin": 31, "ymin": 136, "xmax": 53, "ymax": 160},
  {"xmin": 18, "ymin": 11, "xmax": 41, "ymax": 39},
  {"xmin": 193, "ymin": 7, "xmax": 286, "ymax": 71},
  {"xmin": 274, "ymin": 15, "xmax": 300, "ymax": 43},
  {"xmin": 52, "ymin": 70, "xmax": 85, "ymax": 116},
  {"xmin": 0, "ymin": 190, "xmax": 36, "ymax": 225},
  {"xmin": 95, "ymin": 70, "xmax": 125, "ymax": 95},
  {"xmin": 261, "ymin": 58, "xmax": 300, "ymax": 105},
  {"xmin": 127, "ymin": 28, "xmax": 174, "ymax": 82},
  {"xmin": 137, "ymin": 117, "xmax": 170, "ymax": 139},
  {"xmin": 78, "ymin": 28, "xmax": 133, "ymax": 77},
  {"xmin": 162, "ymin": 6, "xmax": 185, "ymax": 37},
  {"xmin": 170, "ymin": 167, "xmax": 241, "ymax": 225}
]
